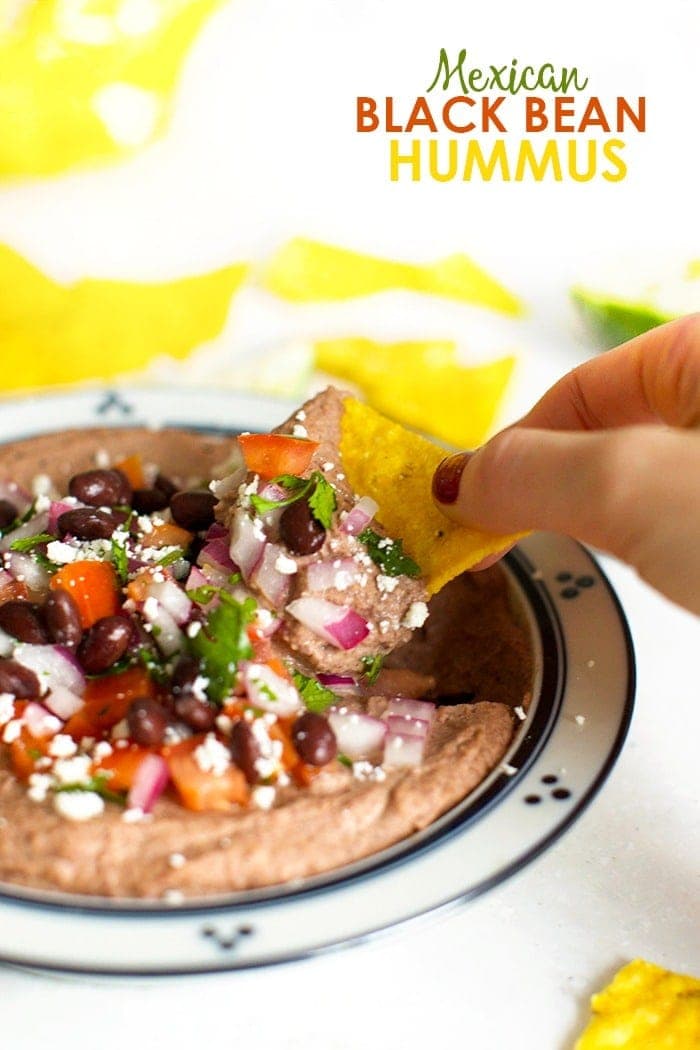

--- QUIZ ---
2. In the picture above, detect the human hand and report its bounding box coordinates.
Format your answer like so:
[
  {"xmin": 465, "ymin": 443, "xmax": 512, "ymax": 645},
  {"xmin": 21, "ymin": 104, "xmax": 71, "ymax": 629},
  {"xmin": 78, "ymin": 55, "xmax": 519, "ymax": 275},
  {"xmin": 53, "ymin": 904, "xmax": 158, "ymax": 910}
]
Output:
[{"xmin": 432, "ymin": 314, "xmax": 700, "ymax": 614}]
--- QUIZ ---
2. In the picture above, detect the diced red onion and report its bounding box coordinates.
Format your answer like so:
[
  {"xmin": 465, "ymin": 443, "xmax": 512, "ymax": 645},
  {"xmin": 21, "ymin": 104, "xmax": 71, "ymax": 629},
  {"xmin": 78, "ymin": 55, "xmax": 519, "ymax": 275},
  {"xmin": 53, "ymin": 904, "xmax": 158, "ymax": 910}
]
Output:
[
  {"xmin": 327, "ymin": 710, "xmax": 386, "ymax": 760},
  {"xmin": 141, "ymin": 602, "xmax": 184, "ymax": 657},
  {"xmin": 240, "ymin": 661, "xmax": 302, "ymax": 716},
  {"xmin": 229, "ymin": 511, "xmax": 265, "ymax": 582},
  {"xmin": 306, "ymin": 558, "xmax": 360, "ymax": 593},
  {"xmin": 286, "ymin": 598, "xmax": 370, "ymax": 651},
  {"xmin": 383, "ymin": 731, "xmax": 426, "ymax": 769},
  {"xmin": 13, "ymin": 644, "xmax": 85, "ymax": 697},
  {"xmin": 185, "ymin": 565, "xmax": 209, "ymax": 593},
  {"xmin": 258, "ymin": 482, "xmax": 289, "ymax": 504},
  {"xmin": 205, "ymin": 523, "xmax": 228, "ymax": 541},
  {"xmin": 254, "ymin": 612, "xmax": 282, "ymax": 638},
  {"xmin": 341, "ymin": 496, "xmax": 379, "ymax": 536},
  {"xmin": 48, "ymin": 500, "xmax": 76, "ymax": 535},
  {"xmin": 0, "ymin": 480, "xmax": 32, "ymax": 518},
  {"xmin": 0, "ymin": 510, "xmax": 50, "ymax": 553},
  {"xmin": 252, "ymin": 543, "xmax": 290, "ymax": 609},
  {"xmin": 127, "ymin": 753, "xmax": 170, "ymax": 814},
  {"xmin": 199, "ymin": 561, "xmax": 230, "ymax": 590},
  {"xmin": 145, "ymin": 577, "xmax": 192, "ymax": 626},
  {"xmin": 23, "ymin": 702, "xmax": 62, "ymax": 738},
  {"xmin": 318, "ymin": 673, "xmax": 359, "ymax": 691},
  {"xmin": 385, "ymin": 697, "xmax": 436, "ymax": 723},
  {"xmin": 43, "ymin": 685, "xmax": 85, "ymax": 720},
  {"xmin": 385, "ymin": 714, "xmax": 430, "ymax": 738},
  {"xmin": 199, "ymin": 537, "xmax": 236, "ymax": 572},
  {"xmin": 5, "ymin": 551, "xmax": 51, "ymax": 598}
]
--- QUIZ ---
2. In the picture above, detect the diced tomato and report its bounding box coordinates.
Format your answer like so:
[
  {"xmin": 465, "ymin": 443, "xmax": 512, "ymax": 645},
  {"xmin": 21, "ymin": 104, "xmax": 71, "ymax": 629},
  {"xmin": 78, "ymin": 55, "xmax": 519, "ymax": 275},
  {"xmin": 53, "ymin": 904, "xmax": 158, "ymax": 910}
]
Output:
[
  {"xmin": 113, "ymin": 454, "xmax": 145, "ymax": 490},
  {"xmin": 268, "ymin": 718, "xmax": 298, "ymax": 770},
  {"xmin": 141, "ymin": 522, "xmax": 193, "ymax": 550},
  {"xmin": 238, "ymin": 434, "xmax": 319, "ymax": 480},
  {"xmin": 63, "ymin": 666, "xmax": 155, "ymax": 741},
  {"xmin": 165, "ymin": 736, "xmax": 248, "ymax": 812},
  {"xmin": 50, "ymin": 561, "xmax": 120, "ymax": 629},
  {"xmin": 9, "ymin": 715, "xmax": 51, "ymax": 781},
  {"xmin": 291, "ymin": 761, "xmax": 323, "ymax": 788},
  {"xmin": 94, "ymin": 744, "xmax": 152, "ymax": 791},
  {"xmin": 126, "ymin": 569, "xmax": 156, "ymax": 602}
]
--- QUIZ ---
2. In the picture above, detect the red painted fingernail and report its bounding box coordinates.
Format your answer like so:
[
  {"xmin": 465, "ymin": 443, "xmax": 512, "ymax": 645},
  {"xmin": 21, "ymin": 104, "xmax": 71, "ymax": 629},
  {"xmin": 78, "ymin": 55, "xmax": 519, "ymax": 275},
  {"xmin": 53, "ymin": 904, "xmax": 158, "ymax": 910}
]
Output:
[{"xmin": 432, "ymin": 452, "xmax": 471, "ymax": 504}]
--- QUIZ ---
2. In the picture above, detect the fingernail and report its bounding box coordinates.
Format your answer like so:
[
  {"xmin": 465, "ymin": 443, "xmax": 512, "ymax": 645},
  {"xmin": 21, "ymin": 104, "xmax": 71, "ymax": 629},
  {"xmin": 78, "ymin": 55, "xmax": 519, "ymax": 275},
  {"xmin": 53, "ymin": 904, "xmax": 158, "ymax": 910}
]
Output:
[{"xmin": 432, "ymin": 452, "xmax": 471, "ymax": 504}]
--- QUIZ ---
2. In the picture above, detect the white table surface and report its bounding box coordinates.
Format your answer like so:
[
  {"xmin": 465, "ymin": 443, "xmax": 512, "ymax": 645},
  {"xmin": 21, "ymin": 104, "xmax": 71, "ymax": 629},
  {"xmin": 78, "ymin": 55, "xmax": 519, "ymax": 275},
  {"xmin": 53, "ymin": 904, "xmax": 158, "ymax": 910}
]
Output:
[{"xmin": 0, "ymin": 0, "xmax": 698, "ymax": 1045}]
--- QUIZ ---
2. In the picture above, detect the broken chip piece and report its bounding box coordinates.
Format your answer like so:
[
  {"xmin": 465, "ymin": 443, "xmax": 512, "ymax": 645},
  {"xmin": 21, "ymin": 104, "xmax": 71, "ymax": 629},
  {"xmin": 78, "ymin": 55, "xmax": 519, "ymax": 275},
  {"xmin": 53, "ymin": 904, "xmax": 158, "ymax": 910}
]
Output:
[
  {"xmin": 0, "ymin": 0, "xmax": 225, "ymax": 177},
  {"xmin": 263, "ymin": 238, "xmax": 524, "ymax": 314},
  {"xmin": 574, "ymin": 959, "xmax": 700, "ymax": 1049},
  {"xmin": 315, "ymin": 337, "xmax": 515, "ymax": 447},
  {"xmin": 339, "ymin": 396, "xmax": 525, "ymax": 595},
  {"xmin": 0, "ymin": 244, "xmax": 247, "ymax": 391}
]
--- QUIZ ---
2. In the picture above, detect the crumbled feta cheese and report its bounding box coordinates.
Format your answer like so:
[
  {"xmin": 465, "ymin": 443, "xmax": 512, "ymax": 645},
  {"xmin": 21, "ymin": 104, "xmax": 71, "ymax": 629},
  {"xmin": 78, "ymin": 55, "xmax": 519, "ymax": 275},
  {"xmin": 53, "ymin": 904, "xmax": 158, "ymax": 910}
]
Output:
[
  {"xmin": 500, "ymin": 762, "xmax": 518, "ymax": 776},
  {"xmin": 93, "ymin": 741, "xmax": 113, "ymax": 760},
  {"xmin": 27, "ymin": 773, "xmax": 54, "ymax": 803},
  {"xmin": 376, "ymin": 574, "xmax": 400, "ymax": 594},
  {"xmin": 322, "ymin": 461, "xmax": 334, "ymax": 472},
  {"xmin": 215, "ymin": 714, "xmax": 233, "ymax": 735},
  {"xmin": 402, "ymin": 601, "xmax": 429, "ymax": 629},
  {"xmin": 31, "ymin": 474, "xmax": 52, "ymax": 497},
  {"xmin": 46, "ymin": 541, "xmax": 79, "ymax": 565},
  {"xmin": 251, "ymin": 785, "xmax": 276, "ymax": 810},
  {"xmin": 33, "ymin": 494, "xmax": 51, "ymax": 513},
  {"xmin": 194, "ymin": 733, "xmax": 231, "ymax": 776},
  {"xmin": 2, "ymin": 719, "xmax": 23, "ymax": 744},
  {"xmin": 274, "ymin": 553, "xmax": 297, "ymax": 575},
  {"xmin": 111, "ymin": 718, "xmax": 130, "ymax": 740},
  {"xmin": 191, "ymin": 675, "xmax": 210, "ymax": 701},
  {"xmin": 48, "ymin": 734, "xmax": 78, "ymax": 758},
  {"xmin": 53, "ymin": 755, "xmax": 92, "ymax": 785},
  {"xmin": 137, "ymin": 515, "xmax": 153, "ymax": 534},
  {"xmin": 514, "ymin": 706, "xmax": 527, "ymax": 721},
  {"xmin": 292, "ymin": 423, "xmax": 308, "ymax": 438},
  {"xmin": 169, "ymin": 852, "xmax": 186, "ymax": 869},
  {"xmin": 336, "ymin": 473, "xmax": 345, "ymax": 481},
  {"xmin": 352, "ymin": 761, "xmax": 386, "ymax": 782},
  {"xmin": 378, "ymin": 619, "xmax": 391, "ymax": 634},
  {"xmin": 295, "ymin": 410, "xmax": 306, "ymax": 421},
  {"xmin": 575, "ymin": 714, "xmax": 586, "ymax": 727},
  {"xmin": 186, "ymin": 621, "xmax": 202, "ymax": 638},
  {"xmin": 586, "ymin": 659, "xmax": 596, "ymax": 669},
  {"xmin": 162, "ymin": 889, "xmax": 184, "ymax": 904},
  {"xmin": 0, "ymin": 694, "xmax": 15, "ymax": 726},
  {"xmin": 122, "ymin": 807, "xmax": 148, "ymax": 823},
  {"xmin": 53, "ymin": 791, "xmax": 104, "ymax": 821},
  {"xmin": 95, "ymin": 449, "xmax": 110, "ymax": 468},
  {"xmin": 164, "ymin": 723, "xmax": 191, "ymax": 745}
]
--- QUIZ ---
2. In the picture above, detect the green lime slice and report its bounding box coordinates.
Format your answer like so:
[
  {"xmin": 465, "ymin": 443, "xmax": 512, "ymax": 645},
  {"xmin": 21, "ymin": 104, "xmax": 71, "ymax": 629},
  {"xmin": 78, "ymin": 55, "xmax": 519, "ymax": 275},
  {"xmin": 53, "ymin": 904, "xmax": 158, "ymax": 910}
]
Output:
[{"xmin": 572, "ymin": 287, "xmax": 672, "ymax": 349}]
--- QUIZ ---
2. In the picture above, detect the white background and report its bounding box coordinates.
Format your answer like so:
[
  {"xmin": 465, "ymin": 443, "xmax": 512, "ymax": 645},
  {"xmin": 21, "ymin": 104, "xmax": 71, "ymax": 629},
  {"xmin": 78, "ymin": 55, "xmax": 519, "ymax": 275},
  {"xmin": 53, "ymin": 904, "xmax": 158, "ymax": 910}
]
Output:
[{"xmin": 0, "ymin": 0, "xmax": 699, "ymax": 1047}]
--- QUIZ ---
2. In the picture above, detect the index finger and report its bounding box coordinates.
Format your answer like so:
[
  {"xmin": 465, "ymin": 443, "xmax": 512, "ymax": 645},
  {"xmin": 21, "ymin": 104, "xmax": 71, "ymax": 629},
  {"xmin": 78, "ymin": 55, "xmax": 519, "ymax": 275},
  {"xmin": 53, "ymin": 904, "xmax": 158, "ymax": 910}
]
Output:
[{"xmin": 520, "ymin": 313, "xmax": 700, "ymax": 432}]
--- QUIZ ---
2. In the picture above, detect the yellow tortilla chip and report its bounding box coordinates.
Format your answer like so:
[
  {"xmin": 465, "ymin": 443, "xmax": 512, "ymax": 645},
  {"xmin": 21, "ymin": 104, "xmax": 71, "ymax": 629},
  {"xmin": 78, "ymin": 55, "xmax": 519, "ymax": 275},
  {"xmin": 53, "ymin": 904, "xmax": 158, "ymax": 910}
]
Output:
[
  {"xmin": 340, "ymin": 398, "xmax": 524, "ymax": 594},
  {"xmin": 316, "ymin": 338, "xmax": 515, "ymax": 447},
  {"xmin": 575, "ymin": 960, "xmax": 700, "ymax": 1050},
  {"xmin": 263, "ymin": 239, "xmax": 524, "ymax": 315},
  {"xmin": 0, "ymin": 244, "xmax": 247, "ymax": 391},
  {"xmin": 0, "ymin": 0, "xmax": 225, "ymax": 177}
]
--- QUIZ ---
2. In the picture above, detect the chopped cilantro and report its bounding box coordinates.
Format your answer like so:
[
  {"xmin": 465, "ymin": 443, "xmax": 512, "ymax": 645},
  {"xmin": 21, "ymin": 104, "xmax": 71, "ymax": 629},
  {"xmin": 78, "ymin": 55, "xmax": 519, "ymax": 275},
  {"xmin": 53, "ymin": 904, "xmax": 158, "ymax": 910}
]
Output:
[
  {"xmin": 228, "ymin": 572, "xmax": 242, "ymax": 585},
  {"xmin": 360, "ymin": 653, "xmax": 384, "ymax": 685},
  {"xmin": 111, "ymin": 537, "xmax": 129, "ymax": 584},
  {"xmin": 8, "ymin": 532, "xmax": 54, "ymax": 552},
  {"xmin": 188, "ymin": 592, "xmax": 256, "ymax": 702},
  {"xmin": 157, "ymin": 548, "xmax": 186, "ymax": 568},
  {"xmin": 53, "ymin": 774, "xmax": 126, "ymax": 807},
  {"xmin": 250, "ymin": 471, "xmax": 336, "ymax": 528},
  {"xmin": 337, "ymin": 754, "xmax": 352, "ymax": 768},
  {"xmin": 186, "ymin": 584, "xmax": 220, "ymax": 605},
  {"xmin": 292, "ymin": 670, "xmax": 338, "ymax": 713},
  {"xmin": 358, "ymin": 528, "xmax": 421, "ymax": 578},
  {"xmin": 137, "ymin": 647, "xmax": 169, "ymax": 685}
]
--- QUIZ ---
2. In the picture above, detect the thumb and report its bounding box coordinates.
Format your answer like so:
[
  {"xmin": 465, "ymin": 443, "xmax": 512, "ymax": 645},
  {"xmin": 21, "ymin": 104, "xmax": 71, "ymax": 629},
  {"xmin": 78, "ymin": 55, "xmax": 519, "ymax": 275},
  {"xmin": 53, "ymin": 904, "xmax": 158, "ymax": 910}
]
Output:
[{"xmin": 432, "ymin": 424, "xmax": 700, "ymax": 612}]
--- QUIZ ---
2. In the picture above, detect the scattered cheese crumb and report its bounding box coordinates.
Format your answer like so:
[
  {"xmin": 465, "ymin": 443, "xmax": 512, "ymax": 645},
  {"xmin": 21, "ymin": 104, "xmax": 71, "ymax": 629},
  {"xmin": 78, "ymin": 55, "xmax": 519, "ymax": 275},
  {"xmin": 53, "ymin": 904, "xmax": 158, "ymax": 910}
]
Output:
[
  {"xmin": 163, "ymin": 889, "xmax": 184, "ymax": 904},
  {"xmin": 402, "ymin": 601, "xmax": 429, "ymax": 629},
  {"xmin": 215, "ymin": 714, "xmax": 233, "ymax": 735},
  {"xmin": 46, "ymin": 541, "xmax": 79, "ymax": 565},
  {"xmin": 2, "ymin": 719, "xmax": 23, "ymax": 744},
  {"xmin": 93, "ymin": 741, "xmax": 113, "ymax": 760},
  {"xmin": 191, "ymin": 675, "xmax": 210, "ymax": 701},
  {"xmin": 501, "ymin": 762, "xmax": 518, "ymax": 776},
  {"xmin": 251, "ymin": 785, "xmax": 276, "ymax": 810},
  {"xmin": 31, "ymin": 474, "xmax": 52, "ymax": 497},
  {"xmin": 53, "ymin": 755, "xmax": 92, "ymax": 785},
  {"xmin": 376, "ymin": 574, "xmax": 399, "ymax": 594},
  {"xmin": 575, "ymin": 714, "xmax": 586, "ymax": 727},
  {"xmin": 95, "ymin": 449, "xmax": 110, "ymax": 468},
  {"xmin": 27, "ymin": 773, "xmax": 54, "ymax": 803},
  {"xmin": 0, "ymin": 694, "xmax": 15, "ymax": 726},
  {"xmin": 48, "ymin": 734, "xmax": 78, "ymax": 758},
  {"xmin": 186, "ymin": 621, "xmax": 202, "ymax": 638},
  {"xmin": 53, "ymin": 791, "xmax": 105, "ymax": 821},
  {"xmin": 194, "ymin": 733, "xmax": 231, "ymax": 776},
  {"xmin": 292, "ymin": 423, "xmax": 308, "ymax": 438},
  {"xmin": 514, "ymin": 706, "xmax": 527, "ymax": 721},
  {"xmin": 274, "ymin": 553, "xmax": 297, "ymax": 575},
  {"xmin": 322, "ymin": 461, "xmax": 335, "ymax": 472},
  {"xmin": 586, "ymin": 659, "xmax": 596, "ymax": 669},
  {"xmin": 169, "ymin": 852, "xmax": 186, "ymax": 869},
  {"xmin": 295, "ymin": 410, "xmax": 306, "ymax": 422}
]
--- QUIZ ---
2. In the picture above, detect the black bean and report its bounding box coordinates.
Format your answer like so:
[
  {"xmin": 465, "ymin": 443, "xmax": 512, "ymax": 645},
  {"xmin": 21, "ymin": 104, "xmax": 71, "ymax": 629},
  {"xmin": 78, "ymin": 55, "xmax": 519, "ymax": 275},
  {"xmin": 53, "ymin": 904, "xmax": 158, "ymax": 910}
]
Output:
[
  {"xmin": 154, "ymin": 474, "xmax": 178, "ymax": 501},
  {"xmin": 77, "ymin": 616, "xmax": 132, "ymax": 674},
  {"xmin": 0, "ymin": 600, "xmax": 49, "ymax": 644},
  {"xmin": 57, "ymin": 507, "xmax": 128, "ymax": 540},
  {"xmin": 173, "ymin": 694, "xmax": 217, "ymax": 731},
  {"xmin": 170, "ymin": 490, "xmax": 217, "ymax": 532},
  {"xmin": 279, "ymin": 499, "xmax": 325, "ymax": 555},
  {"xmin": 0, "ymin": 658, "xmax": 41, "ymax": 699},
  {"xmin": 170, "ymin": 653, "xmax": 202, "ymax": 696},
  {"xmin": 230, "ymin": 719, "xmax": 261, "ymax": 784},
  {"xmin": 131, "ymin": 488, "xmax": 169, "ymax": 515},
  {"xmin": 127, "ymin": 697, "xmax": 169, "ymax": 747},
  {"xmin": 44, "ymin": 589, "xmax": 83, "ymax": 650},
  {"xmin": 68, "ymin": 468, "xmax": 132, "ymax": 508},
  {"xmin": 292, "ymin": 712, "xmax": 337, "ymax": 766},
  {"xmin": 0, "ymin": 500, "xmax": 18, "ymax": 530}
]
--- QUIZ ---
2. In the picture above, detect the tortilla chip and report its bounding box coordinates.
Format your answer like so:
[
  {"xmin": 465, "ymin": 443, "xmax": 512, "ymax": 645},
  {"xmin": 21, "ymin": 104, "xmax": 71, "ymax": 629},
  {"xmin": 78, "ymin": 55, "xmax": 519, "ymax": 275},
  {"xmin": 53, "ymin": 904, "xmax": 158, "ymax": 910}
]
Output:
[
  {"xmin": 0, "ymin": 244, "xmax": 247, "ymax": 392},
  {"xmin": 340, "ymin": 398, "xmax": 524, "ymax": 595},
  {"xmin": 574, "ymin": 960, "xmax": 700, "ymax": 1049},
  {"xmin": 315, "ymin": 338, "xmax": 514, "ymax": 447},
  {"xmin": 263, "ymin": 239, "xmax": 524, "ymax": 314},
  {"xmin": 0, "ymin": 0, "xmax": 225, "ymax": 177}
]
